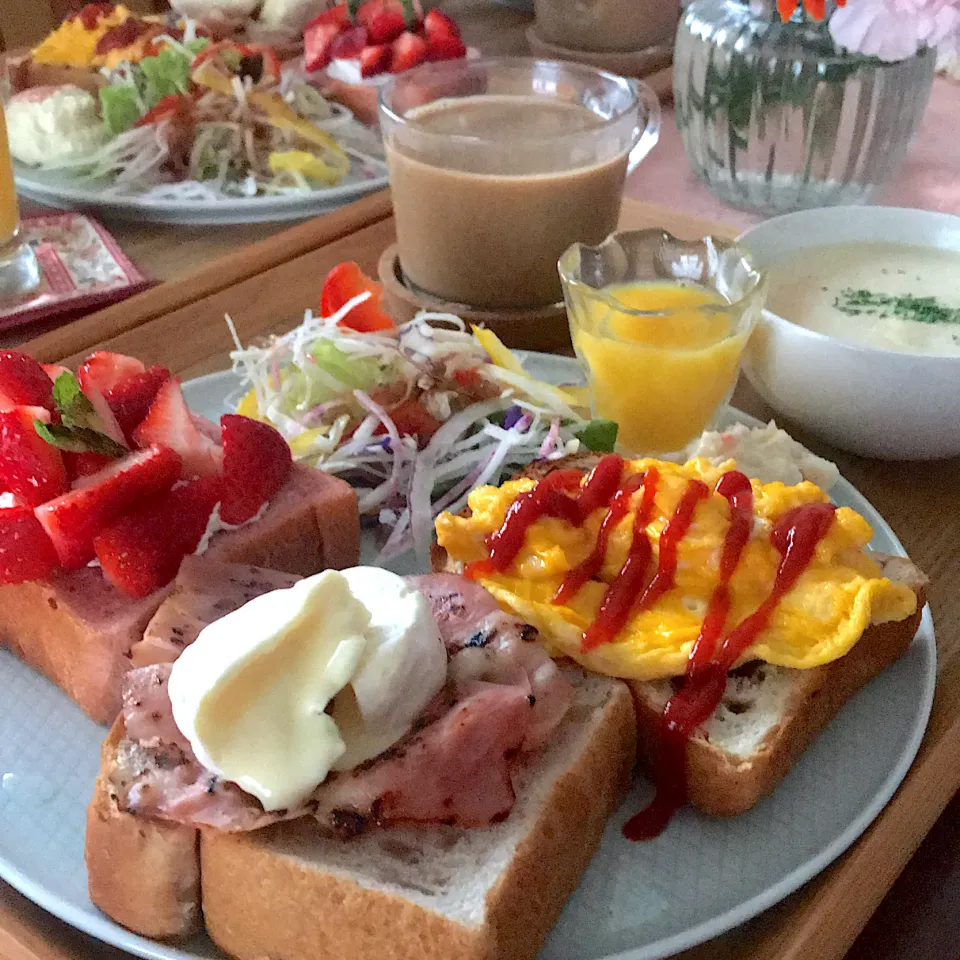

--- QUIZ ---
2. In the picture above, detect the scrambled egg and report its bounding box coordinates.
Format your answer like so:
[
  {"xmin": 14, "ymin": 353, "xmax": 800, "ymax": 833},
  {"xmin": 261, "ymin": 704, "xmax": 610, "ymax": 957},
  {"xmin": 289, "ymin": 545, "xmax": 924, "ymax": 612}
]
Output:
[
  {"xmin": 435, "ymin": 458, "xmax": 918, "ymax": 681},
  {"xmin": 32, "ymin": 6, "xmax": 157, "ymax": 69}
]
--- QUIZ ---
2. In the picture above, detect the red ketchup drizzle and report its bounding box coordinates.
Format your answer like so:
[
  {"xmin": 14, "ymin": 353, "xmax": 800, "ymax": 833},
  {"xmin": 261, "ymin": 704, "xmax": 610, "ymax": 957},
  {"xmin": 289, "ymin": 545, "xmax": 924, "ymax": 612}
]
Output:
[
  {"xmin": 464, "ymin": 459, "xmax": 623, "ymax": 580},
  {"xmin": 580, "ymin": 469, "xmax": 663, "ymax": 651},
  {"xmin": 94, "ymin": 18, "xmax": 149, "ymax": 55},
  {"xmin": 623, "ymin": 493, "xmax": 836, "ymax": 841}
]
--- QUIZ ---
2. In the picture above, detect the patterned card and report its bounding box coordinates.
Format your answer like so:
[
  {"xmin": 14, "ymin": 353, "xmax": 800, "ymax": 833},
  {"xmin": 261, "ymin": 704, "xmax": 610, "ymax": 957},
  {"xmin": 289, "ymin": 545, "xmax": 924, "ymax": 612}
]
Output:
[{"xmin": 0, "ymin": 213, "xmax": 152, "ymax": 330}]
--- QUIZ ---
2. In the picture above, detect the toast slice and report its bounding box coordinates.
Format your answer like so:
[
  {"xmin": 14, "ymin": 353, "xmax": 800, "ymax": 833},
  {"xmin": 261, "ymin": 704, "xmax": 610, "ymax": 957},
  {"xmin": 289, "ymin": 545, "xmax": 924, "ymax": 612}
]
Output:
[
  {"xmin": 0, "ymin": 465, "xmax": 358, "ymax": 724},
  {"xmin": 431, "ymin": 461, "xmax": 927, "ymax": 817},
  {"xmin": 88, "ymin": 670, "xmax": 635, "ymax": 956}
]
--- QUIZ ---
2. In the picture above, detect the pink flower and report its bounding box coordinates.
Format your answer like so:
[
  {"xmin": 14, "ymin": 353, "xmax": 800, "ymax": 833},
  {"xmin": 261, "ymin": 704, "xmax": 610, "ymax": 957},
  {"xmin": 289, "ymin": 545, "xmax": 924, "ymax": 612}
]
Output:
[{"xmin": 829, "ymin": 0, "xmax": 960, "ymax": 60}]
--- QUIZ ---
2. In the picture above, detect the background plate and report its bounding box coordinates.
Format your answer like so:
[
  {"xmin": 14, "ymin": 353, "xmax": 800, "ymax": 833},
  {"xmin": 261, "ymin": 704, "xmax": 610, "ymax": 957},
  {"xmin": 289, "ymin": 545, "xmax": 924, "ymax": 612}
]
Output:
[
  {"xmin": 0, "ymin": 354, "xmax": 936, "ymax": 960},
  {"xmin": 14, "ymin": 163, "xmax": 390, "ymax": 226}
]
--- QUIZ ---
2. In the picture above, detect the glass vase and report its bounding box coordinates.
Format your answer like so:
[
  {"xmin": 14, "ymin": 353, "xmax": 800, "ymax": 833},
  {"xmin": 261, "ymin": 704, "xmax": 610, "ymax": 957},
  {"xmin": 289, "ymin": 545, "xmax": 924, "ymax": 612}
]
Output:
[{"xmin": 673, "ymin": 0, "xmax": 936, "ymax": 215}]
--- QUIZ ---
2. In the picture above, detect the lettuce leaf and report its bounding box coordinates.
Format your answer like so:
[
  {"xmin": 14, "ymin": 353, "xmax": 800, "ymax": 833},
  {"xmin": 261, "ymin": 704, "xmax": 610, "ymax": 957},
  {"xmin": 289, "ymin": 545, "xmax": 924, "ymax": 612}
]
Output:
[
  {"xmin": 139, "ymin": 47, "xmax": 193, "ymax": 105},
  {"xmin": 99, "ymin": 84, "xmax": 142, "ymax": 135},
  {"xmin": 311, "ymin": 340, "xmax": 384, "ymax": 390}
]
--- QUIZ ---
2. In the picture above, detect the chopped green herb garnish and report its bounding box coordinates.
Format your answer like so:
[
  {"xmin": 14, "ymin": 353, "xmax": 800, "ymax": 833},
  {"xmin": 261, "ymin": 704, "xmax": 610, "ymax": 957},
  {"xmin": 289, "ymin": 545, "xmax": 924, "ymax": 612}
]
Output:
[{"xmin": 833, "ymin": 288, "xmax": 960, "ymax": 325}]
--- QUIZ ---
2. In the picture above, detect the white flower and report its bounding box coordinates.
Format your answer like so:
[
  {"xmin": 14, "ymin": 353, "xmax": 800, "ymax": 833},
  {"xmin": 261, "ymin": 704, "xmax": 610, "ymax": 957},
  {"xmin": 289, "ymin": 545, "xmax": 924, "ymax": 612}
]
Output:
[{"xmin": 829, "ymin": 0, "xmax": 960, "ymax": 61}]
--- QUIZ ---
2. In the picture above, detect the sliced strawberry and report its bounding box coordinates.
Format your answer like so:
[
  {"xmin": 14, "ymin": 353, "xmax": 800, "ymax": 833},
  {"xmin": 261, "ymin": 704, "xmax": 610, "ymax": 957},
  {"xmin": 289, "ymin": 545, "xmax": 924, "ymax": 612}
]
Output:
[
  {"xmin": 133, "ymin": 379, "xmax": 222, "ymax": 478},
  {"xmin": 366, "ymin": 7, "xmax": 407, "ymax": 44},
  {"xmin": 78, "ymin": 351, "xmax": 146, "ymax": 396},
  {"xmin": 305, "ymin": 20, "xmax": 345, "ymax": 71},
  {"xmin": 329, "ymin": 25, "xmax": 369, "ymax": 60},
  {"xmin": 219, "ymin": 414, "xmax": 292, "ymax": 525},
  {"xmin": 63, "ymin": 451, "xmax": 115, "ymax": 483},
  {"xmin": 320, "ymin": 261, "xmax": 395, "ymax": 332},
  {"xmin": 0, "ymin": 407, "xmax": 68, "ymax": 507},
  {"xmin": 35, "ymin": 446, "xmax": 182, "ymax": 569},
  {"xmin": 360, "ymin": 43, "xmax": 391, "ymax": 77},
  {"xmin": 0, "ymin": 351, "xmax": 56, "ymax": 412},
  {"xmin": 104, "ymin": 365, "xmax": 171, "ymax": 443},
  {"xmin": 95, "ymin": 474, "xmax": 222, "ymax": 598},
  {"xmin": 389, "ymin": 30, "xmax": 428, "ymax": 73},
  {"xmin": 423, "ymin": 8, "xmax": 462, "ymax": 41},
  {"xmin": 0, "ymin": 506, "xmax": 59, "ymax": 585},
  {"xmin": 305, "ymin": 3, "xmax": 349, "ymax": 30},
  {"xmin": 426, "ymin": 31, "xmax": 466, "ymax": 60}
]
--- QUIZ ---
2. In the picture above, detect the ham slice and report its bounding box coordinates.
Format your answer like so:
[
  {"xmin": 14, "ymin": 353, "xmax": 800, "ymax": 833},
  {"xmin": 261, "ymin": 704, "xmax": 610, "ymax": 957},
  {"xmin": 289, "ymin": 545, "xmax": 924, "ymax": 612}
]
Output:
[{"xmin": 114, "ymin": 571, "xmax": 572, "ymax": 834}]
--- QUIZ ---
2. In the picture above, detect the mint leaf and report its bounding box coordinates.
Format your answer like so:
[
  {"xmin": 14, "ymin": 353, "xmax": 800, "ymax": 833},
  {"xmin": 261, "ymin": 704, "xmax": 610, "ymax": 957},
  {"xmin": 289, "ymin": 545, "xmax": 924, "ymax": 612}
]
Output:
[
  {"xmin": 34, "ymin": 421, "xmax": 127, "ymax": 458},
  {"xmin": 575, "ymin": 419, "xmax": 619, "ymax": 453},
  {"xmin": 52, "ymin": 372, "xmax": 97, "ymax": 429}
]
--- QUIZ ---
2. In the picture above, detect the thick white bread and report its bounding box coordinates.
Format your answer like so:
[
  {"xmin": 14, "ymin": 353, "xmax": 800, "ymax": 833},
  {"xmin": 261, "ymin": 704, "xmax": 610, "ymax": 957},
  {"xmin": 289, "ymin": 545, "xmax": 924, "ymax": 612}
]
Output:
[
  {"xmin": 85, "ymin": 716, "xmax": 201, "ymax": 938},
  {"xmin": 630, "ymin": 554, "xmax": 927, "ymax": 815},
  {"xmin": 200, "ymin": 671, "xmax": 636, "ymax": 960}
]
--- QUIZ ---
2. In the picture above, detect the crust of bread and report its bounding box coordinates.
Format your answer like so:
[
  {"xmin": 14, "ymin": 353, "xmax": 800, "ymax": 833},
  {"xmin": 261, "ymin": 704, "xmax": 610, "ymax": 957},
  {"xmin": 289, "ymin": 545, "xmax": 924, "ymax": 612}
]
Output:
[
  {"xmin": 6, "ymin": 55, "xmax": 108, "ymax": 95},
  {"xmin": 632, "ymin": 555, "xmax": 927, "ymax": 816},
  {"xmin": 85, "ymin": 717, "xmax": 201, "ymax": 939},
  {"xmin": 198, "ymin": 682, "xmax": 636, "ymax": 960},
  {"xmin": 429, "ymin": 458, "xmax": 928, "ymax": 818}
]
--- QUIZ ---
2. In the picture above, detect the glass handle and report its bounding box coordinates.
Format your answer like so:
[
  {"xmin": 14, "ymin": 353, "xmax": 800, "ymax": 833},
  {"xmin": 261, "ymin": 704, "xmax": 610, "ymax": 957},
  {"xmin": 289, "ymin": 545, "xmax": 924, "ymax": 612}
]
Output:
[{"xmin": 626, "ymin": 79, "xmax": 662, "ymax": 175}]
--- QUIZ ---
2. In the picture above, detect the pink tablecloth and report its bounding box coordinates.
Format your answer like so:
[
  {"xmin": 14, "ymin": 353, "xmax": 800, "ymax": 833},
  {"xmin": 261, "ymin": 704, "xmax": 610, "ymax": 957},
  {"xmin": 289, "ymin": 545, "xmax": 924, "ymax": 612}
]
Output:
[{"xmin": 625, "ymin": 75, "xmax": 960, "ymax": 232}]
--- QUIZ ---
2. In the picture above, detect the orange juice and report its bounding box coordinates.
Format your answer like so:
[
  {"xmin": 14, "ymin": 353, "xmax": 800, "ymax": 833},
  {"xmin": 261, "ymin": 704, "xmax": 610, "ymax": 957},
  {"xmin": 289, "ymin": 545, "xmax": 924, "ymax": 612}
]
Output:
[
  {"xmin": 571, "ymin": 282, "xmax": 748, "ymax": 453},
  {"xmin": 0, "ymin": 104, "xmax": 19, "ymax": 246}
]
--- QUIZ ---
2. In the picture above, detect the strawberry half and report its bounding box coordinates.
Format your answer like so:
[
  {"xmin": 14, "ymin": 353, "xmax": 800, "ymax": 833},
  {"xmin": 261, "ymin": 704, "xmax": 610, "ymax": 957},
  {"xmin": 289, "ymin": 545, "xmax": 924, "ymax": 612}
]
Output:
[
  {"xmin": 105, "ymin": 364, "xmax": 171, "ymax": 443},
  {"xmin": 0, "ymin": 351, "xmax": 56, "ymax": 412},
  {"xmin": 78, "ymin": 351, "xmax": 146, "ymax": 396},
  {"xmin": 35, "ymin": 445, "xmax": 182, "ymax": 568},
  {"xmin": 305, "ymin": 19, "xmax": 344, "ymax": 71},
  {"xmin": 63, "ymin": 451, "xmax": 115, "ymax": 483},
  {"xmin": 389, "ymin": 30, "xmax": 428, "ymax": 73},
  {"xmin": 0, "ymin": 407, "xmax": 68, "ymax": 507},
  {"xmin": 219, "ymin": 414, "xmax": 292, "ymax": 525},
  {"xmin": 0, "ymin": 506, "xmax": 59, "ymax": 585},
  {"xmin": 95, "ymin": 474, "xmax": 223, "ymax": 598},
  {"xmin": 366, "ymin": 6, "xmax": 407, "ymax": 44},
  {"xmin": 133, "ymin": 379, "xmax": 222, "ymax": 478},
  {"xmin": 360, "ymin": 43, "xmax": 391, "ymax": 77},
  {"xmin": 423, "ymin": 9, "xmax": 465, "ymax": 61}
]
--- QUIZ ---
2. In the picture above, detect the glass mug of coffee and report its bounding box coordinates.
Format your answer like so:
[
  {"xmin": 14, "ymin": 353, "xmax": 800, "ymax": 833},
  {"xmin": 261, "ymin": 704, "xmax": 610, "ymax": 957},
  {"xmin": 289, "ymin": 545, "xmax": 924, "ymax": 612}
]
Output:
[{"xmin": 379, "ymin": 58, "xmax": 660, "ymax": 311}]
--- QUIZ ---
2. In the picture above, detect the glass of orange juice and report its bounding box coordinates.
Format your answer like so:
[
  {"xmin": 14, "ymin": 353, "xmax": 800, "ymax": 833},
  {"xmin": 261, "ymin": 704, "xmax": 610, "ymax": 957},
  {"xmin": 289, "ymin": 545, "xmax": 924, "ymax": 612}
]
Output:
[
  {"xmin": 0, "ymin": 61, "xmax": 39, "ymax": 304},
  {"xmin": 559, "ymin": 228, "xmax": 766, "ymax": 455}
]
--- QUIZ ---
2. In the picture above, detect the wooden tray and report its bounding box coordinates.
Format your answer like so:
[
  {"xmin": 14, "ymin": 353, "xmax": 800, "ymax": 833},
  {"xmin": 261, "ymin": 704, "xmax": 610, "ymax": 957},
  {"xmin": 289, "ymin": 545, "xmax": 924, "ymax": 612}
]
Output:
[{"xmin": 5, "ymin": 192, "xmax": 959, "ymax": 960}]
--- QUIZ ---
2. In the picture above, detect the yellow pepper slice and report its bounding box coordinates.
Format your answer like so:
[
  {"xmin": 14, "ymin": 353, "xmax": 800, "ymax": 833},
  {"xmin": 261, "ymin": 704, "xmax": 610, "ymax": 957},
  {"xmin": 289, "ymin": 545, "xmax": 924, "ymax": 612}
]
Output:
[{"xmin": 269, "ymin": 150, "xmax": 342, "ymax": 184}]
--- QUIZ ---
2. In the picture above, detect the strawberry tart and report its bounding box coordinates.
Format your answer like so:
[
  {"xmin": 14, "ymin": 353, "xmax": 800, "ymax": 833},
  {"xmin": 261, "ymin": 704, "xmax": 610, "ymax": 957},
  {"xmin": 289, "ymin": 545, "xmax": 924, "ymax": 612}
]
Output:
[
  {"xmin": 304, "ymin": 1, "xmax": 470, "ymax": 125},
  {"xmin": 0, "ymin": 348, "xmax": 359, "ymax": 724}
]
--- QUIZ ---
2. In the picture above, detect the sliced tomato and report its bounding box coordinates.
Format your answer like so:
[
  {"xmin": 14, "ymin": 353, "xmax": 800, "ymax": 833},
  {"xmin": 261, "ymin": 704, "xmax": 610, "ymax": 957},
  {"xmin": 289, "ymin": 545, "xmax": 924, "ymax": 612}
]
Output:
[
  {"xmin": 135, "ymin": 93, "xmax": 193, "ymax": 128},
  {"xmin": 378, "ymin": 398, "xmax": 441, "ymax": 445},
  {"xmin": 320, "ymin": 262, "xmax": 395, "ymax": 333},
  {"xmin": 453, "ymin": 368, "xmax": 484, "ymax": 391},
  {"xmin": 192, "ymin": 41, "xmax": 282, "ymax": 87}
]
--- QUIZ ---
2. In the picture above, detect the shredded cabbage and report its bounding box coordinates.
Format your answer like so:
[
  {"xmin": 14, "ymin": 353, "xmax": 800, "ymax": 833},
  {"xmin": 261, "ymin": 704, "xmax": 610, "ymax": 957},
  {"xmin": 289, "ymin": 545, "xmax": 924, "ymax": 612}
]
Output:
[{"xmin": 229, "ymin": 308, "xmax": 613, "ymax": 561}]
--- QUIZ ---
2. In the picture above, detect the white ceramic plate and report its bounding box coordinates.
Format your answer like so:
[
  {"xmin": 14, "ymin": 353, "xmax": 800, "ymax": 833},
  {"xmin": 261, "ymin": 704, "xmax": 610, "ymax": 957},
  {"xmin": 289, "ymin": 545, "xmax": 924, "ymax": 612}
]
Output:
[
  {"xmin": 0, "ymin": 354, "xmax": 936, "ymax": 960},
  {"xmin": 14, "ymin": 161, "xmax": 389, "ymax": 225}
]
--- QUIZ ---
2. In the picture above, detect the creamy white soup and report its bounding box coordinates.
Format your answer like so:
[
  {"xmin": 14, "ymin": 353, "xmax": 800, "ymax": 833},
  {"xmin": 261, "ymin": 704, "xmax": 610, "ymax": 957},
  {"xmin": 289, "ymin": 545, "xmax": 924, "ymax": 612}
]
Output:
[{"xmin": 765, "ymin": 242, "xmax": 960, "ymax": 356}]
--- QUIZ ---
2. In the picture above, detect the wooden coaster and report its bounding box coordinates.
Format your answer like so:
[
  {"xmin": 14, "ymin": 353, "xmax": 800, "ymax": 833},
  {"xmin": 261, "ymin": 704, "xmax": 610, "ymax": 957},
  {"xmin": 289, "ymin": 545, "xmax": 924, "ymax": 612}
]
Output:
[
  {"xmin": 377, "ymin": 245, "xmax": 573, "ymax": 354},
  {"xmin": 525, "ymin": 26, "xmax": 674, "ymax": 84}
]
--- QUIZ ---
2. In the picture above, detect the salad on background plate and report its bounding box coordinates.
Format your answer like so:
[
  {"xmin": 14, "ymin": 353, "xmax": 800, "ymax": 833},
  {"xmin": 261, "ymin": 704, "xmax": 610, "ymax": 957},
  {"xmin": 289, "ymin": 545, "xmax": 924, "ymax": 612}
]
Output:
[
  {"xmin": 7, "ymin": 23, "xmax": 385, "ymax": 203},
  {"xmin": 229, "ymin": 263, "xmax": 617, "ymax": 561}
]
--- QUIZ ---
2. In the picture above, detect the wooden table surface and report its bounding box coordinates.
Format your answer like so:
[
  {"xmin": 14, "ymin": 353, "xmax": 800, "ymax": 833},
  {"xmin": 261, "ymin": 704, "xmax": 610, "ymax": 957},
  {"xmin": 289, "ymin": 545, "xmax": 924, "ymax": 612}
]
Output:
[{"xmin": 5, "ymin": 1, "xmax": 959, "ymax": 957}]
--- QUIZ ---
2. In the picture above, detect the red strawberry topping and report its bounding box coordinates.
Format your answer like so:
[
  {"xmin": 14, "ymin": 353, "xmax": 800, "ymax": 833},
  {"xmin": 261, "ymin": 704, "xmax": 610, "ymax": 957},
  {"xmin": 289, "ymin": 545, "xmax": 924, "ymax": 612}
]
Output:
[
  {"xmin": 35, "ymin": 445, "xmax": 182, "ymax": 568},
  {"xmin": 366, "ymin": 7, "xmax": 407, "ymax": 44},
  {"xmin": 305, "ymin": 20, "xmax": 345, "ymax": 71},
  {"xmin": 95, "ymin": 474, "xmax": 223, "ymax": 598},
  {"xmin": 63, "ymin": 451, "xmax": 115, "ymax": 483},
  {"xmin": 389, "ymin": 30, "xmax": 428, "ymax": 73},
  {"xmin": 0, "ymin": 350, "xmax": 56, "ymax": 412},
  {"xmin": 423, "ymin": 9, "xmax": 466, "ymax": 61},
  {"xmin": 329, "ymin": 25, "xmax": 369, "ymax": 60},
  {"xmin": 0, "ymin": 407, "xmax": 68, "ymax": 507},
  {"xmin": 360, "ymin": 43, "xmax": 391, "ymax": 77},
  {"xmin": 0, "ymin": 506, "xmax": 59, "ymax": 585},
  {"xmin": 133, "ymin": 379, "xmax": 222, "ymax": 478},
  {"xmin": 105, "ymin": 365, "xmax": 171, "ymax": 442},
  {"xmin": 219, "ymin": 414, "xmax": 292, "ymax": 525},
  {"xmin": 78, "ymin": 351, "xmax": 146, "ymax": 396}
]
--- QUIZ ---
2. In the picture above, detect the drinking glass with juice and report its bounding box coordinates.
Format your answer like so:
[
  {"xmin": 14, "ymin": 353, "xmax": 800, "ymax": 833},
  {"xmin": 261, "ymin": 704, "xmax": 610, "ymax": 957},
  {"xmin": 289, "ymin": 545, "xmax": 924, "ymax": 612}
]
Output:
[
  {"xmin": 560, "ymin": 229, "xmax": 766, "ymax": 454},
  {"xmin": 0, "ymin": 63, "xmax": 39, "ymax": 302}
]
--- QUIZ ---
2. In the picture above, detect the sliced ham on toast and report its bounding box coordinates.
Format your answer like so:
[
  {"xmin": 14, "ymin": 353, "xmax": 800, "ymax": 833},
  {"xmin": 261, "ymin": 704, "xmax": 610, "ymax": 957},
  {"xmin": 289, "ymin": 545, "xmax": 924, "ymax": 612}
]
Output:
[{"xmin": 0, "ymin": 464, "xmax": 359, "ymax": 724}]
